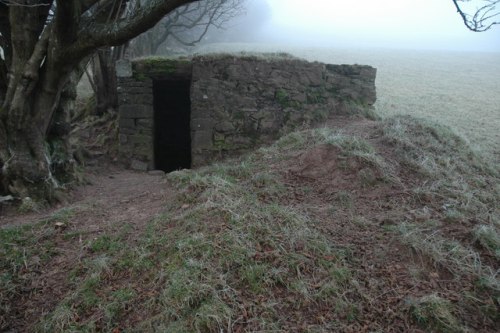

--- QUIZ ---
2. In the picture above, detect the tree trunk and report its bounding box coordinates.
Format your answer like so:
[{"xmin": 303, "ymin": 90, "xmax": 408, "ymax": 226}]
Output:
[
  {"xmin": 92, "ymin": 44, "xmax": 128, "ymax": 116},
  {"xmin": 0, "ymin": 18, "xmax": 73, "ymax": 199},
  {"xmin": 0, "ymin": 0, "xmax": 199, "ymax": 200},
  {"xmin": 93, "ymin": 49, "xmax": 118, "ymax": 115},
  {"xmin": 0, "ymin": 59, "xmax": 73, "ymax": 199}
]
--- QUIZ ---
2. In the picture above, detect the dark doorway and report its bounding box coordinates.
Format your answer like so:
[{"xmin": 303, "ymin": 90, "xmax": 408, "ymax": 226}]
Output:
[{"xmin": 153, "ymin": 79, "xmax": 191, "ymax": 172}]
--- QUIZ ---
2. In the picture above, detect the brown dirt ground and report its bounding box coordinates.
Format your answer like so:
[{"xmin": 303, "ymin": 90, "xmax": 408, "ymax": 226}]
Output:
[
  {"xmin": 1, "ymin": 166, "xmax": 175, "ymax": 330},
  {"xmin": 1, "ymin": 116, "xmax": 498, "ymax": 332}
]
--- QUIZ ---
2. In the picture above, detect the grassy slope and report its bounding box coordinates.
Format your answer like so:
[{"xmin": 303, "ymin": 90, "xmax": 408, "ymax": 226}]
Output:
[{"xmin": 1, "ymin": 115, "xmax": 499, "ymax": 332}]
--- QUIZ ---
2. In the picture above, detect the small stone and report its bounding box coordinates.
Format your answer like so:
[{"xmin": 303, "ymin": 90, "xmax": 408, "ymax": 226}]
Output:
[
  {"xmin": 215, "ymin": 121, "xmax": 235, "ymax": 132},
  {"xmin": 130, "ymin": 159, "xmax": 148, "ymax": 171},
  {"xmin": 148, "ymin": 170, "xmax": 165, "ymax": 176}
]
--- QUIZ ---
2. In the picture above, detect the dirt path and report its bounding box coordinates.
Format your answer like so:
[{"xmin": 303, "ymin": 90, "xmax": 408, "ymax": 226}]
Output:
[
  {"xmin": 0, "ymin": 168, "xmax": 172, "ymax": 230},
  {"xmin": 0, "ymin": 167, "xmax": 177, "ymax": 330}
]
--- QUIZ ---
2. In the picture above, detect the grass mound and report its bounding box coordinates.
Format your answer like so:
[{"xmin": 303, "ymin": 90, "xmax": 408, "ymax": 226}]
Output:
[
  {"xmin": 36, "ymin": 128, "xmax": 378, "ymax": 331},
  {"xmin": 1, "ymin": 116, "xmax": 499, "ymax": 332}
]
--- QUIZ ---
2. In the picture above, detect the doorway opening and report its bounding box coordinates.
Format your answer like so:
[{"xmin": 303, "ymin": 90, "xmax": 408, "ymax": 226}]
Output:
[{"xmin": 153, "ymin": 79, "xmax": 192, "ymax": 172}]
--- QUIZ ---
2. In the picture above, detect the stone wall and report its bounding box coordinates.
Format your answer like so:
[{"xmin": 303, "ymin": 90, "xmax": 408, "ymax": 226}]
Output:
[{"xmin": 116, "ymin": 54, "xmax": 377, "ymax": 170}]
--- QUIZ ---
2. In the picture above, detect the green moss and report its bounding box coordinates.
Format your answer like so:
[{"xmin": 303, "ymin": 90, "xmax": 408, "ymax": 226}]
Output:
[
  {"xmin": 133, "ymin": 72, "xmax": 148, "ymax": 81},
  {"xmin": 132, "ymin": 57, "xmax": 191, "ymax": 80},
  {"xmin": 311, "ymin": 108, "xmax": 329, "ymax": 122},
  {"xmin": 213, "ymin": 135, "xmax": 232, "ymax": 150},
  {"xmin": 275, "ymin": 89, "xmax": 289, "ymax": 108},
  {"xmin": 194, "ymin": 52, "xmax": 301, "ymax": 62},
  {"xmin": 306, "ymin": 89, "xmax": 327, "ymax": 104},
  {"xmin": 232, "ymin": 111, "xmax": 245, "ymax": 120},
  {"xmin": 274, "ymin": 89, "xmax": 302, "ymax": 109}
]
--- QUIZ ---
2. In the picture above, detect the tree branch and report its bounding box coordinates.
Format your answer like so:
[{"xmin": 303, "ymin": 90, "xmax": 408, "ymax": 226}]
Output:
[
  {"xmin": 132, "ymin": 0, "xmax": 244, "ymax": 56},
  {"xmin": 66, "ymin": 0, "xmax": 198, "ymax": 59},
  {"xmin": 57, "ymin": 0, "xmax": 90, "ymax": 45},
  {"xmin": 0, "ymin": 0, "xmax": 51, "ymax": 7},
  {"xmin": 452, "ymin": 0, "xmax": 500, "ymax": 32}
]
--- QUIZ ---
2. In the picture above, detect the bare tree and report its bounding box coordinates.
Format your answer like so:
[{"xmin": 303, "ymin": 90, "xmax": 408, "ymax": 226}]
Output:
[
  {"xmin": 88, "ymin": 0, "xmax": 245, "ymax": 116},
  {"xmin": 452, "ymin": 0, "xmax": 500, "ymax": 31},
  {"xmin": 0, "ymin": 0, "xmax": 198, "ymax": 200},
  {"xmin": 130, "ymin": 0, "xmax": 245, "ymax": 57}
]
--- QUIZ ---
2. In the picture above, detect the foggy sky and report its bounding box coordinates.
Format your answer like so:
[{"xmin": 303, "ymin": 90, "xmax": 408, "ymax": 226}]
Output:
[{"xmin": 248, "ymin": 0, "xmax": 500, "ymax": 52}]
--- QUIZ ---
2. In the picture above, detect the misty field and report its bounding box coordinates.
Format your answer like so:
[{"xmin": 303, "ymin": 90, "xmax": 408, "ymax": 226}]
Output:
[{"xmin": 197, "ymin": 43, "xmax": 500, "ymax": 162}]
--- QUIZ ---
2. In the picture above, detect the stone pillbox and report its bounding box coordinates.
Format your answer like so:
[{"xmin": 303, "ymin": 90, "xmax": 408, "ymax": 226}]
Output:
[{"xmin": 116, "ymin": 53, "xmax": 377, "ymax": 172}]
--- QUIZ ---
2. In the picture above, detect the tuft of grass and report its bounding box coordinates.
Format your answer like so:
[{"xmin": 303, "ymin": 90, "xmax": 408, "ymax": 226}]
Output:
[
  {"xmin": 382, "ymin": 115, "xmax": 495, "ymax": 174},
  {"xmin": 396, "ymin": 223, "xmax": 499, "ymax": 293},
  {"xmin": 333, "ymin": 190, "xmax": 354, "ymax": 209},
  {"xmin": 409, "ymin": 294, "xmax": 465, "ymax": 333},
  {"xmin": 0, "ymin": 221, "xmax": 58, "ymax": 330},
  {"xmin": 381, "ymin": 116, "xmax": 499, "ymax": 219},
  {"xmin": 194, "ymin": 51, "xmax": 301, "ymax": 62},
  {"xmin": 473, "ymin": 224, "xmax": 500, "ymax": 259},
  {"xmin": 42, "ymin": 206, "xmax": 82, "ymax": 228},
  {"xmin": 17, "ymin": 197, "xmax": 41, "ymax": 213},
  {"xmin": 89, "ymin": 235, "xmax": 123, "ymax": 254}
]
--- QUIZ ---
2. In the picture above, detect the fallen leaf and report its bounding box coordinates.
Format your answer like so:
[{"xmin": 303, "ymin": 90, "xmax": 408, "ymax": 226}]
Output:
[{"xmin": 54, "ymin": 222, "xmax": 66, "ymax": 229}]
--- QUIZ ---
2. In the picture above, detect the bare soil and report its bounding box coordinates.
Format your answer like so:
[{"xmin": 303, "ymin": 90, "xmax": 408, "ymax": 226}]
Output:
[{"xmin": 1, "ymin": 166, "xmax": 175, "ymax": 330}]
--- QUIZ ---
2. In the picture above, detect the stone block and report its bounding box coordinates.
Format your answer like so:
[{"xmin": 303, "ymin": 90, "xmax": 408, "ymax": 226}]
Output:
[
  {"xmin": 119, "ymin": 134, "xmax": 128, "ymax": 144},
  {"xmin": 213, "ymin": 132, "xmax": 225, "ymax": 142},
  {"xmin": 124, "ymin": 87, "xmax": 153, "ymax": 94},
  {"xmin": 130, "ymin": 134, "xmax": 152, "ymax": 145},
  {"xmin": 130, "ymin": 159, "xmax": 148, "ymax": 171},
  {"xmin": 240, "ymin": 108, "xmax": 258, "ymax": 113},
  {"xmin": 191, "ymin": 118, "xmax": 215, "ymax": 131},
  {"xmin": 132, "ymin": 149, "xmax": 153, "ymax": 161},
  {"xmin": 302, "ymin": 70, "xmax": 324, "ymax": 87},
  {"xmin": 119, "ymin": 117, "xmax": 135, "ymax": 129},
  {"xmin": 148, "ymin": 170, "xmax": 165, "ymax": 176},
  {"xmin": 191, "ymin": 130, "xmax": 213, "ymax": 149},
  {"xmin": 230, "ymin": 136, "xmax": 252, "ymax": 146},
  {"xmin": 120, "ymin": 127, "xmax": 135, "ymax": 135},
  {"xmin": 120, "ymin": 105, "xmax": 153, "ymax": 119},
  {"xmin": 137, "ymin": 118, "xmax": 153, "ymax": 129},
  {"xmin": 116, "ymin": 59, "xmax": 132, "ymax": 77},
  {"xmin": 215, "ymin": 121, "xmax": 235, "ymax": 133},
  {"xmin": 291, "ymin": 92, "xmax": 307, "ymax": 103},
  {"xmin": 119, "ymin": 94, "xmax": 153, "ymax": 105},
  {"xmin": 191, "ymin": 154, "xmax": 208, "ymax": 168},
  {"xmin": 138, "ymin": 128, "xmax": 153, "ymax": 136},
  {"xmin": 190, "ymin": 105, "xmax": 209, "ymax": 118},
  {"xmin": 260, "ymin": 119, "xmax": 276, "ymax": 131}
]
